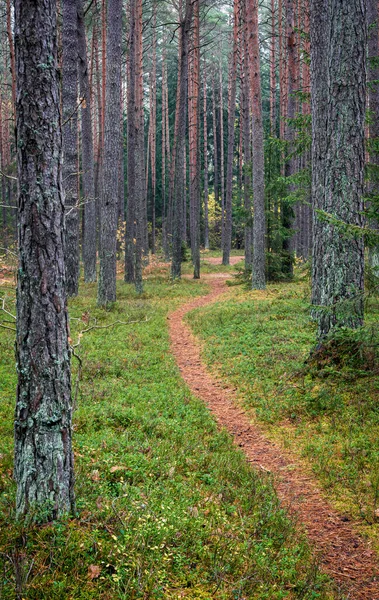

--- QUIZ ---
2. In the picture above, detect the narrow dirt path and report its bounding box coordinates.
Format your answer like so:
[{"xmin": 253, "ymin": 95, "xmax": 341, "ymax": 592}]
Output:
[{"xmin": 168, "ymin": 271, "xmax": 379, "ymax": 600}]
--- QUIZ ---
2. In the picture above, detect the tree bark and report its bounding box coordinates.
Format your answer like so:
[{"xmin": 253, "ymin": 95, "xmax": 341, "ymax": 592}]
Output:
[
  {"xmin": 14, "ymin": 0, "xmax": 75, "ymax": 520},
  {"xmin": 62, "ymin": 0, "xmax": 80, "ymax": 297},
  {"xmin": 189, "ymin": 0, "xmax": 200, "ymax": 278},
  {"xmin": 310, "ymin": 0, "xmax": 366, "ymax": 339},
  {"xmin": 78, "ymin": 0, "xmax": 97, "ymax": 283},
  {"xmin": 125, "ymin": 0, "xmax": 136, "ymax": 283},
  {"xmin": 222, "ymin": 0, "xmax": 239, "ymax": 266},
  {"xmin": 203, "ymin": 60, "xmax": 209, "ymax": 250},
  {"xmin": 171, "ymin": 0, "xmax": 193, "ymax": 279},
  {"xmin": 247, "ymin": 0, "xmax": 266, "ymax": 289},
  {"xmin": 241, "ymin": 4, "xmax": 252, "ymax": 270},
  {"xmin": 98, "ymin": 0, "xmax": 122, "ymax": 305},
  {"xmin": 367, "ymin": 0, "xmax": 379, "ymax": 267}
]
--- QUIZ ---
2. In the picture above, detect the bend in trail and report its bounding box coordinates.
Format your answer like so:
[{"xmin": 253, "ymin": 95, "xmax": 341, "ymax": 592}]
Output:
[{"xmin": 168, "ymin": 266, "xmax": 379, "ymax": 600}]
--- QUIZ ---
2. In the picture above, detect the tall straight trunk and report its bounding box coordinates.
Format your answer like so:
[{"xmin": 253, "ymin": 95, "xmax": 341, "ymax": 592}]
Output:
[
  {"xmin": 149, "ymin": 3, "xmax": 157, "ymax": 254},
  {"xmin": 161, "ymin": 43, "xmax": 170, "ymax": 259},
  {"xmin": 134, "ymin": 0, "xmax": 145, "ymax": 292},
  {"xmin": 98, "ymin": 0, "xmax": 122, "ymax": 305},
  {"xmin": 6, "ymin": 0, "xmax": 16, "ymax": 116},
  {"xmin": 0, "ymin": 89, "xmax": 7, "ymax": 247},
  {"xmin": 62, "ymin": 0, "xmax": 80, "ymax": 297},
  {"xmin": 247, "ymin": 0, "xmax": 266, "ymax": 289},
  {"xmin": 367, "ymin": 0, "xmax": 379, "ymax": 267},
  {"xmin": 189, "ymin": 0, "xmax": 200, "ymax": 278},
  {"xmin": 282, "ymin": 0, "xmax": 296, "ymax": 276},
  {"xmin": 241, "ymin": 3, "xmax": 252, "ymax": 270},
  {"xmin": 78, "ymin": 0, "xmax": 97, "ymax": 282},
  {"xmin": 125, "ymin": 0, "xmax": 136, "ymax": 283},
  {"xmin": 222, "ymin": 0, "xmax": 239, "ymax": 265},
  {"xmin": 270, "ymin": 0, "xmax": 276, "ymax": 135},
  {"xmin": 203, "ymin": 60, "xmax": 209, "ymax": 250},
  {"xmin": 169, "ymin": 26, "xmax": 183, "ymax": 243},
  {"xmin": 219, "ymin": 59, "xmax": 225, "ymax": 249},
  {"xmin": 14, "ymin": 0, "xmax": 75, "ymax": 520},
  {"xmin": 171, "ymin": 0, "xmax": 194, "ymax": 279},
  {"xmin": 310, "ymin": 0, "xmax": 366, "ymax": 340},
  {"xmin": 212, "ymin": 77, "xmax": 220, "ymax": 230}
]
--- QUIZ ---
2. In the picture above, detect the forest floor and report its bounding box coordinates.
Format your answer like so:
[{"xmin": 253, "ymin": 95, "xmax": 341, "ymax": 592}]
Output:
[
  {"xmin": 170, "ymin": 263, "xmax": 379, "ymax": 599},
  {"xmin": 0, "ymin": 252, "xmax": 378, "ymax": 598},
  {"xmin": 0, "ymin": 255, "xmax": 336, "ymax": 599}
]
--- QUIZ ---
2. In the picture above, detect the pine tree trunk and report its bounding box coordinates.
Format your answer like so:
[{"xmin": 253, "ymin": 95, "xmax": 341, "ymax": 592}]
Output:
[
  {"xmin": 78, "ymin": 0, "xmax": 97, "ymax": 283},
  {"xmin": 14, "ymin": 0, "xmax": 75, "ymax": 520},
  {"xmin": 367, "ymin": 0, "xmax": 379, "ymax": 267},
  {"xmin": 241, "ymin": 6, "xmax": 252, "ymax": 270},
  {"xmin": 211, "ymin": 77, "xmax": 220, "ymax": 241},
  {"xmin": 310, "ymin": 0, "xmax": 366, "ymax": 339},
  {"xmin": 134, "ymin": 0, "xmax": 145, "ymax": 293},
  {"xmin": 62, "ymin": 0, "xmax": 80, "ymax": 297},
  {"xmin": 247, "ymin": 0, "xmax": 266, "ymax": 289},
  {"xmin": 98, "ymin": 0, "xmax": 122, "ymax": 305},
  {"xmin": 203, "ymin": 61, "xmax": 210, "ymax": 250},
  {"xmin": 222, "ymin": 0, "xmax": 239, "ymax": 266},
  {"xmin": 171, "ymin": 0, "xmax": 193, "ymax": 279},
  {"xmin": 189, "ymin": 0, "xmax": 200, "ymax": 278},
  {"xmin": 219, "ymin": 61, "xmax": 225, "ymax": 250},
  {"xmin": 125, "ymin": 0, "xmax": 136, "ymax": 283}
]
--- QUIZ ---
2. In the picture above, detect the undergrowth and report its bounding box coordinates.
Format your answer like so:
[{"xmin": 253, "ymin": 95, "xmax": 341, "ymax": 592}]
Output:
[
  {"xmin": 0, "ymin": 268, "xmax": 335, "ymax": 598},
  {"xmin": 187, "ymin": 275, "xmax": 379, "ymax": 546}
]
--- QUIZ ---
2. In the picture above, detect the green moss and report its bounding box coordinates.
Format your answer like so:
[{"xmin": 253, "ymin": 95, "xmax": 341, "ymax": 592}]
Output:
[
  {"xmin": 187, "ymin": 275, "xmax": 379, "ymax": 547},
  {"xmin": 0, "ymin": 270, "xmax": 335, "ymax": 598}
]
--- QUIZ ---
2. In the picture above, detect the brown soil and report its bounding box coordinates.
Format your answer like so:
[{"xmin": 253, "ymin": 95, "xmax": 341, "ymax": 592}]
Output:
[{"xmin": 168, "ymin": 272, "xmax": 379, "ymax": 600}]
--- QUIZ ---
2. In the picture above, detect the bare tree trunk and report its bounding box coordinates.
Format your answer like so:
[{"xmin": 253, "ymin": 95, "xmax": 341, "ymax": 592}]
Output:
[
  {"xmin": 14, "ymin": 0, "xmax": 75, "ymax": 520},
  {"xmin": 203, "ymin": 60, "xmax": 209, "ymax": 250},
  {"xmin": 78, "ymin": 0, "xmax": 97, "ymax": 282},
  {"xmin": 161, "ymin": 43, "xmax": 170, "ymax": 259},
  {"xmin": 171, "ymin": 0, "xmax": 193, "ymax": 279},
  {"xmin": 125, "ymin": 0, "xmax": 136, "ymax": 283},
  {"xmin": 222, "ymin": 0, "xmax": 239, "ymax": 265},
  {"xmin": 241, "ymin": 3, "xmax": 252, "ymax": 270},
  {"xmin": 211, "ymin": 76, "xmax": 220, "ymax": 242},
  {"xmin": 367, "ymin": 0, "xmax": 379, "ymax": 267},
  {"xmin": 134, "ymin": 0, "xmax": 145, "ymax": 293},
  {"xmin": 311, "ymin": 0, "xmax": 366, "ymax": 339},
  {"xmin": 62, "ymin": 0, "xmax": 80, "ymax": 297},
  {"xmin": 247, "ymin": 0, "xmax": 266, "ymax": 288},
  {"xmin": 219, "ymin": 58, "xmax": 225, "ymax": 250},
  {"xmin": 189, "ymin": 0, "xmax": 201, "ymax": 278},
  {"xmin": 270, "ymin": 0, "xmax": 276, "ymax": 135},
  {"xmin": 98, "ymin": 0, "xmax": 122, "ymax": 305}
]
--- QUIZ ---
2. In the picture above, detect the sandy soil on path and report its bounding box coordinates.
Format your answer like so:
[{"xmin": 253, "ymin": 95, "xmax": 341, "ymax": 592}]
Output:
[{"xmin": 168, "ymin": 274, "xmax": 379, "ymax": 600}]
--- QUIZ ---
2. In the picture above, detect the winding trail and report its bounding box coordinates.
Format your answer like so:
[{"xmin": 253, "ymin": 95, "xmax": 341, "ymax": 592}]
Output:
[{"xmin": 168, "ymin": 265, "xmax": 379, "ymax": 600}]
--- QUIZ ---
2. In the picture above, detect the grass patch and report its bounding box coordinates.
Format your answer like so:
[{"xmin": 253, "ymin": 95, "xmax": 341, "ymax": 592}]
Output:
[
  {"xmin": 0, "ymin": 269, "xmax": 335, "ymax": 598},
  {"xmin": 187, "ymin": 273, "xmax": 379, "ymax": 549}
]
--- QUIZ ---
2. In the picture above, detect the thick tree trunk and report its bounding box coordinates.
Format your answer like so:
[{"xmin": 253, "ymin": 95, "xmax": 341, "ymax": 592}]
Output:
[
  {"xmin": 134, "ymin": 0, "xmax": 145, "ymax": 293},
  {"xmin": 171, "ymin": 0, "xmax": 193, "ymax": 279},
  {"xmin": 189, "ymin": 0, "xmax": 200, "ymax": 278},
  {"xmin": 125, "ymin": 0, "xmax": 136, "ymax": 283},
  {"xmin": 241, "ymin": 6, "xmax": 252, "ymax": 270},
  {"xmin": 62, "ymin": 0, "xmax": 80, "ymax": 297},
  {"xmin": 203, "ymin": 61, "xmax": 209, "ymax": 250},
  {"xmin": 78, "ymin": 0, "xmax": 97, "ymax": 283},
  {"xmin": 14, "ymin": 0, "xmax": 75, "ymax": 520},
  {"xmin": 367, "ymin": 0, "xmax": 379, "ymax": 268},
  {"xmin": 211, "ymin": 77, "xmax": 220, "ymax": 238},
  {"xmin": 247, "ymin": 0, "xmax": 266, "ymax": 289},
  {"xmin": 310, "ymin": 0, "xmax": 366, "ymax": 339},
  {"xmin": 219, "ymin": 61, "xmax": 225, "ymax": 250},
  {"xmin": 98, "ymin": 0, "xmax": 122, "ymax": 305},
  {"xmin": 222, "ymin": 0, "xmax": 239, "ymax": 266}
]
